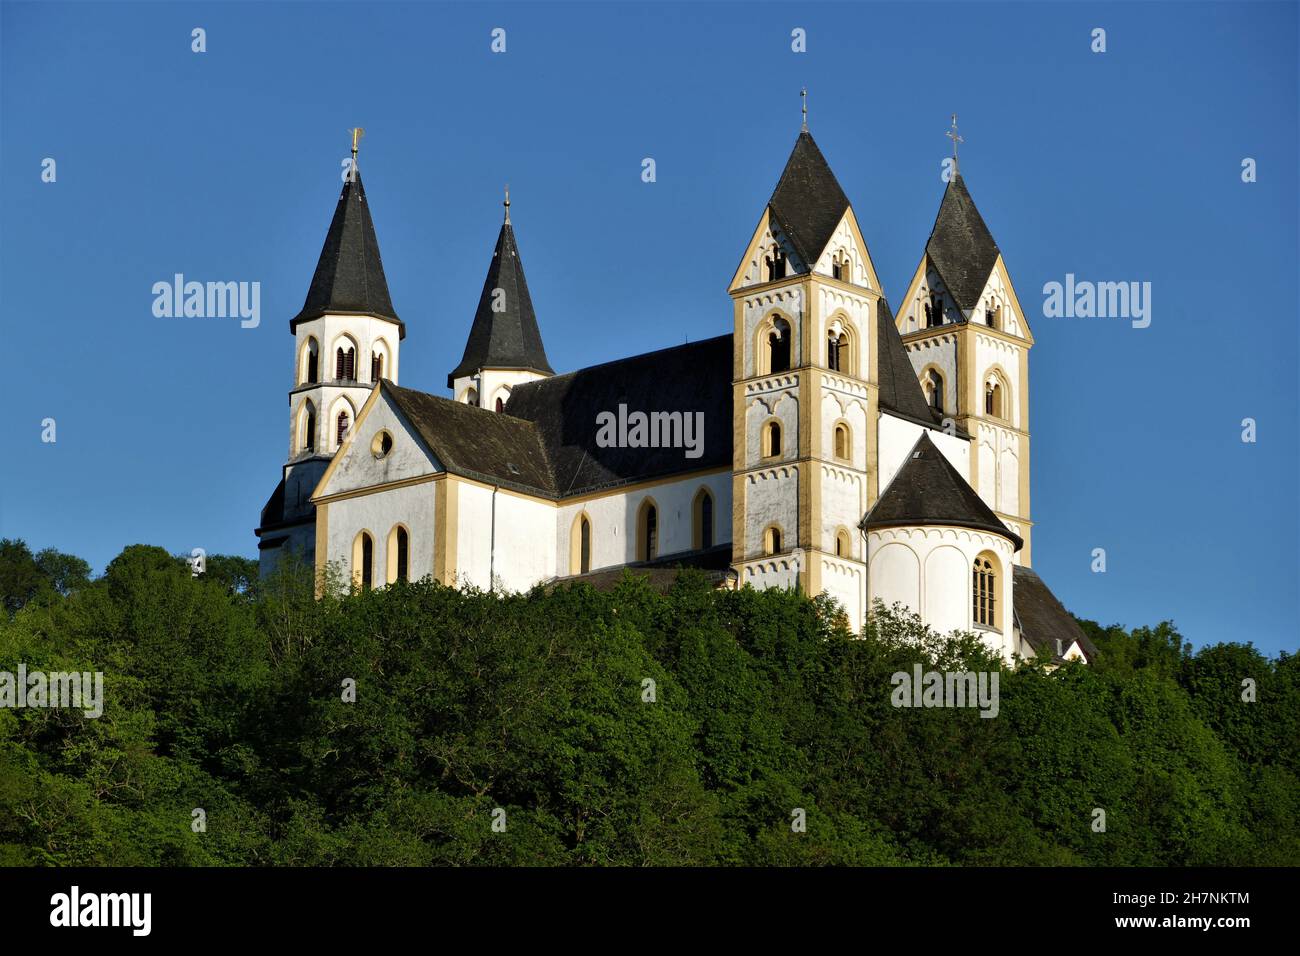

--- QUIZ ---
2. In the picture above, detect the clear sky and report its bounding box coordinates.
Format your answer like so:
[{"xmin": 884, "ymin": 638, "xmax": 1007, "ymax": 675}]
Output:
[{"xmin": 2, "ymin": 2, "xmax": 1296, "ymax": 654}]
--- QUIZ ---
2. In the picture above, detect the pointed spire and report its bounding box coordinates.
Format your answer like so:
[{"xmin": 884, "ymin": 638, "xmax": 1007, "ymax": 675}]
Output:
[
  {"xmin": 291, "ymin": 136, "xmax": 402, "ymax": 337},
  {"xmin": 766, "ymin": 128, "xmax": 850, "ymax": 270},
  {"xmin": 925, "ymin": 172, "xmax": 1000, "ymax": 316},
  {"xmin": 860, "ymin": 432, "xmax": 1022, "ymax": 550},
  {"xmin": 447, "ymin": 198, "xmax": 554, "ymax": 387}
]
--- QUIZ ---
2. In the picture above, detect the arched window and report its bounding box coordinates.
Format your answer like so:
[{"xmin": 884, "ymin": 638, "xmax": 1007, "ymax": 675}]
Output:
[
  {"xmin": 835, "ymin": 528, "xmax": 851, "ymax": 558},
  {"xmin": 371, "ymin": 351, "xmax": 383, "ymax": 382},
  {"xmin": 827, "ymin": 331, "xmax": 844, "ymax": 371},
  {"xmin": 463, "ymin": 387, "xmax": 478, "ymax": 406},
  {"xmin": 336, "ymin": 345, "xmax": 356, "ymax": 381},
  {"xmin": 984, "ymin": 376, "xmax": 1007, "ymax": 419},
  {"xmin": 336, "ymin": 410, "xmax": 350, "ymax": 447},
  {"xmin": 985, "ymin": 304, "xmax": 997, "ymax": 328},
  {"xmin": 768, "ymin": 317, "xmax": 791, "ymax": 373},
  {"xmin": 973, "ymin": 554, "xmax": 999, "ymax": 628},
  {"xmin": 765, "ymin": 246, "xmax": 787, "ymax": 281},
  {"xmin": 927, "ymin": 295, "xmax": 943, "ymax": 328},
  {"xmin": 495, "ymin": 397, "xmax": 504, "ymax": 413},
  {"xmin": 637, "ymin": 499, "xmax": 658, "ymax": 562},
  {"xmin": 831, "ymin": 253, "xmax": 849, "ymax": 282},
  {"xmin": 303, "ymin": 338, "xmax": 319, "ymax": 385},
  {"xmin": 925, "ymin": 369, "xmax": 944, "ymax": 413},
  {"xmin": 353, "ymin": 531, "xmax": 374, "ymax": 591},
  {"xmin": 834, "ymin": 423, "xmax": 849, "ymax": 460},
  {"xmin": 693, "ymin": 488, "xmax": 714, "ymax": 550},
  {"xmin": 386, "ymin": 525, "xmax": 409, "ymax": 583},
  {"xmin": 764, "ymin": 525, "xmax": 783, "ymax": 555},
  {"xmin": 570, "ymin": 512, "xmax": 593, "ymax": 574},
  {"xmin": 301, "ymin": 400, "xmax": 317, "ymax": 453},
  {"xmin": 764, "ymin": 420, "xmax": 782, "ymax": 458}
]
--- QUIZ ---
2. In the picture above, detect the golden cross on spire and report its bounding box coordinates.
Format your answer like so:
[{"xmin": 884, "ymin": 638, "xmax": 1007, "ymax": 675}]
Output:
[
  {"xmin": 945, "ymin": 114, "xmax": 963, "ymax": 172},
  {"xmin": 348, "ymin": 127, "xmax": 365, "ymax": 182},
  {"xmin": 504, "ymin": 183, "xmax": 511, "ymax": 223},
  {"xmin": 800, "ymin": 88, "xmax": 808, "ymax": 132}
]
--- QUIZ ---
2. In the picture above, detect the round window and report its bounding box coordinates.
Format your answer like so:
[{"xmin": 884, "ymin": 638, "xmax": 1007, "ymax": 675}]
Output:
[{"xmin": 371, "ymin": 430, "xmax": 394, "ymax": 459}]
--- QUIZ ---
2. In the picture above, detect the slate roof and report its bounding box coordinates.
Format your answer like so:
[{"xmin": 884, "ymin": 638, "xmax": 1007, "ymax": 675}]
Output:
[
  {"xmin": 447, "ymin": 218, "xmax": 554, "ymax": 386},
  {"xmin": 876, "ymin": 298, "xmax": 946, "ymax": 425},
  {"xmin": 385, "ymin": 382, "xmax": 557, "ymax": 497},
  {"xmin": 860, "ymin": 432, "xmax": 1021, "ymax": 549},
  {"xmin": 1013, "ymin": 566, "xmax": 1098, "ymax": 663},
  {"xmin": 767, "ymin": 130, "xmax": 852, "ymax": 270},
  {"xmin": 505, "ymin": 336, "xmax": 733, "ymax": 496},
  {"xmin": 925, "ymin": 174, "xmax": 1000, "ymax": 315},
  {"xmin": 291, "ymin": 171, "xmax": 403, "ymax": 336},
  {"xmin": 548, "ymin": 544, "xmax": 733, "ymax": 591}
]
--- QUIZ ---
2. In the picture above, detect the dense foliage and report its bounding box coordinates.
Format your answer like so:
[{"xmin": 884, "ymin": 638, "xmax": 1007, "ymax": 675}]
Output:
[{"xmin": 1, "ymin": 540, "xmax": 1295, "ymax": 866}]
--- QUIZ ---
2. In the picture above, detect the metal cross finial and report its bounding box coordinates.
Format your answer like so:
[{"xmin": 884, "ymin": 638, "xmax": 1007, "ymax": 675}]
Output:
[
  {"xmin": 348, "ymin": 127, "xmax": 365, "ymax": 182},
  {"xmin": 945, "ymin": 113, "xmax": 963, "ymax": 172},
  {"xmin": 801, "ymin": 88, "xmax": 808, "ymax": 132},
  {"xmin": 504, "ymin": 183, "xmax": 511, "ymax": 223}
]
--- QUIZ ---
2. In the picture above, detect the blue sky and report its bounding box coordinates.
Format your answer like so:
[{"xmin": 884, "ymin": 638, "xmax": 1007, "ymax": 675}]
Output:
[{"xmin": 1, "ymin": 2, "xmax": 1296, "ymax": 654}]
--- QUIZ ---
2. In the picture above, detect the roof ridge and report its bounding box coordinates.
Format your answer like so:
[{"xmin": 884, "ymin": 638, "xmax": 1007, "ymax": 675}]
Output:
[{"xmin": 516, "ymin": 333, "xmax": 733, "ymax": 388}]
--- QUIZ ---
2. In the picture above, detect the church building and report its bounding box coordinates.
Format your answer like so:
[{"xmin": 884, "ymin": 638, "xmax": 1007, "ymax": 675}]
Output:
[{"xmin": 255, "ymin": 120, "xmax": 1095, "ymax": 665}]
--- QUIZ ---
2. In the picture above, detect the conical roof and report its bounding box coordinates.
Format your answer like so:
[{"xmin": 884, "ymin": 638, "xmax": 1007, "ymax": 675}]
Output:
[
  {"xmin": 290, "ymin": 170, "xmax": 402, "ymax": 337},
  {"xmin": 447, "ymin": 215, "xmax": 553, "ymax": 386},
  {"xmin": 861, "ymin": 431, "xmax": 1021, "ymax": 550}
]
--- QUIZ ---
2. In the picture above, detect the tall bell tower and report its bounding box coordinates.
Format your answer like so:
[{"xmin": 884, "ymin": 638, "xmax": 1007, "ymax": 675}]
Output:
[
  {"xmin": 447, "ymin": 189, "xmax": 554, "ymax": 411},
  {"xmin": 894, "ymin": 121, "xmax": 1035, "ymax": 562},
  {"xmin": 726, "ymin": 104, "xmax": 890, "ymax": 629},
  {"xmin": 256, "ymin": 131, "xmax": 404, "ymax": 574}
]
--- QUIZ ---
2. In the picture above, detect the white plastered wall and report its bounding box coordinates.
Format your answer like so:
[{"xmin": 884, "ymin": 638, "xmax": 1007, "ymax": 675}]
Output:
[
  {"xmin": 867, "ymin": 525, "xmax": 1017, "ymax": 662},
  {"xmin": 554, "ymin": 470, "xmax": 733, "ymax": 577},
  {"xmin": 455, "ymin": 482, "xmax": 556, "ymax": 591}
]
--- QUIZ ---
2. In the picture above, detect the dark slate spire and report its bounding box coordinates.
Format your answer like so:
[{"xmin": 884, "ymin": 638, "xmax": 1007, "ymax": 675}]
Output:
[
  {"xmin": 447, "ymin": 208, "xmax": 554, "ymax": 387},
  {"xmin": 860, "ymin": 432, "xmax": 1022, "ymax": 550},
  {"xmin": 767, "ymin": 130, "xmax": 851, "ymax": 270},
  {"xmin": 925, "ymin": 174, "xmax": 1000, "ymax": 316},
  {"xmin": 290, "ymin": 170, "xmax": 403, "ymax": 337}
]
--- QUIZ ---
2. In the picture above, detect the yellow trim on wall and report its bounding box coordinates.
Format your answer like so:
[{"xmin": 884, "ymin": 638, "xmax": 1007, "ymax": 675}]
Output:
[
  {"xmin": 314, "ymin": 500, "xmax": 329, "ymax": 598},
  {"xmin": 728, "ymin": 208, "xmax": 773, "ymax": 293},
  {"xmin": 310, "ymin": 381, "xmax": 385, "ymax": 503}
]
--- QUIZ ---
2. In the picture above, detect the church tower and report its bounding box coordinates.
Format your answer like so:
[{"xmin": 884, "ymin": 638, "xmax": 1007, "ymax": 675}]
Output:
[
  {"xmin": 895, "ymin": 161, "xmax": 1035, "ymax": 562},
  {"xmin": 255, "ymin": 134, "xmax": 403, "ymax": 572},
  {"xmin": 727, "ymin": 112, "xmax": 890, "ymax": 627},
  {"xmin": 448, "ymin": 191, "xmax": 554, "ymax": 411}
]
